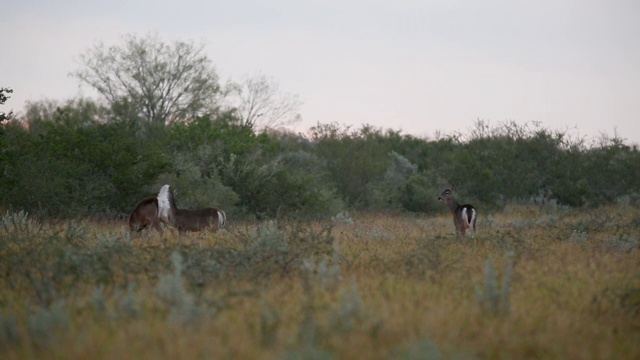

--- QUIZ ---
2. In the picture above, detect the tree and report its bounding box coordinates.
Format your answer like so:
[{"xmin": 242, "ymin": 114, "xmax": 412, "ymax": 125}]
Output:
[
  {"xmin": 232, "ymin": 72, "xmax": 302, "ymax": 130},
  {"xmin": 72, "ymin": 33, "xmax": 221, "ymax": 124},
  {"xmin": 0, "ymin": 87, "xmax": 13, "ymax": 121}
]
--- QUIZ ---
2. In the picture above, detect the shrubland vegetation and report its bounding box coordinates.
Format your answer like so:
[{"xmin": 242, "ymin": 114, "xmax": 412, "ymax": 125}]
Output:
[
  {"xmin": 2, "ymin": 102, "xmax": 640, "ymax": 219},
  {"xmin": 1, "ymin": 33, "xmax": 639, "ymax": 359}
]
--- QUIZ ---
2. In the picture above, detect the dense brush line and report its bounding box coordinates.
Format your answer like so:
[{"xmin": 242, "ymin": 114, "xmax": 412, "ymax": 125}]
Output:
[{"xmin": 2, "ymin": 113, "xmax": 640, "ymax": 220}]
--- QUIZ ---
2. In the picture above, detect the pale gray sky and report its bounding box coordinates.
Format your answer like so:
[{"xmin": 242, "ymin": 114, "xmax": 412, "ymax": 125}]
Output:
[{"xmin": 3, "ymin": 1, "xmax": 640, "ymax": 143}]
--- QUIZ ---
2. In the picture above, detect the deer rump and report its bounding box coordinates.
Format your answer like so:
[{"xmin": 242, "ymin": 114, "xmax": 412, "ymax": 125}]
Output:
[
  {"xmin": 128, "ymin": 196, "xmax": 163, "ymax": 234},
  {"xmin": 157, "ymin": 184, "xmax": 226, "ymax": 234},
  {"xmin": 455, "ymin": 205, "xmax": 477, "ymax": 233}
]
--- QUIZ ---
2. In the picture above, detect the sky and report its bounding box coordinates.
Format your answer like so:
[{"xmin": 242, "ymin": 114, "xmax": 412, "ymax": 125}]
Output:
[{"xmin": 3, "ymin": 0, "xmax": 640, "ymax": 144}]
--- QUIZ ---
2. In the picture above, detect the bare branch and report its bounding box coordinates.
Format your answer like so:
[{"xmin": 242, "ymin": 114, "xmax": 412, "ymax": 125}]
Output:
[{"xmin": 232, "ymin": 72, "xmax": 302, "ymax": 130}]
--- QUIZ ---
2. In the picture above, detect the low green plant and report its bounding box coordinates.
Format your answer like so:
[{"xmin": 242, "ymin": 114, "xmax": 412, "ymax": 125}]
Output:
[
  {"xmin": 0, "ymin": 310, "xmax": 20, "ymax": 348},
  {"xmin": 476, "ymin": 257, "xmax": 512, "ymax": 316},
  {"xmin": 155, "ymin": 251, "xmax": 200, "ymax": 326},
  {"xmin": 27, "ymin": 300, "xmax": 70, "ymax": 347}
]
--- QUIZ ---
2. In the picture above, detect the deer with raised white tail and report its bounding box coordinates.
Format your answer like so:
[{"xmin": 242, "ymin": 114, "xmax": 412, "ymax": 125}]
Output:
[
  {"xmin": 438, "ymin": 186, "xmax": 477, "ymax": 241},
  {"xmin": 157, "ymin": 184, "xmax": 226, "ymax": 235}
]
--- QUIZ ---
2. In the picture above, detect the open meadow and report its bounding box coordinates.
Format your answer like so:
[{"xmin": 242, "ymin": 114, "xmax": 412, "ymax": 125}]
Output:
[{"xmin": 1, "ymin": 205, "xmax": 639, "ymax": 359}]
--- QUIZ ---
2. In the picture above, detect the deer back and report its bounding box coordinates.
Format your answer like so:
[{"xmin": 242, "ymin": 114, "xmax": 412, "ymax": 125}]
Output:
[{"xmin": 175, "ymin": 208, "xmax": 223, "ymax": 232}]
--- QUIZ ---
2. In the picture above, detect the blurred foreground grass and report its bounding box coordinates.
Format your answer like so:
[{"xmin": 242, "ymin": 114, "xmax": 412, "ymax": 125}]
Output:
[{"xmin": 1, "ymin": 206, "xmax": 638, "ymax": 359}]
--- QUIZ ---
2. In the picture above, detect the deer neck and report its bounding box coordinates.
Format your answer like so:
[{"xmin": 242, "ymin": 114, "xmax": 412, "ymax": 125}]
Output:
[
  {"xmin": 167, "ymin": 190, "xmax": 178, "ymax": 219},
  {"xmin": 445, "ymin": 198, "xmax": 461, "ymax": 214}
]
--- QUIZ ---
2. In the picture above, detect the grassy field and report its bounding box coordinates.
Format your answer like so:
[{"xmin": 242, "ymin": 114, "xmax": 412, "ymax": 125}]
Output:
[{"xmin": 1, "ymin": 205, "xmax": 639, "ymax": 359}]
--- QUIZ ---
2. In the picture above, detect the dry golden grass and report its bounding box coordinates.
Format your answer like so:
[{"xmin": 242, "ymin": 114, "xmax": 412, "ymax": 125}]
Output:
[{"xmin": 1, "ymin": 206, "xmax": 639, "ymax": 359}]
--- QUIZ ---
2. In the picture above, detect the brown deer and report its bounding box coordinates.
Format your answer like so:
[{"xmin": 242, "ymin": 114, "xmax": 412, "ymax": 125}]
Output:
[
  {"xmin": 438, "ymin": 186, "xmax": 477, "ymax": 240},
  {"xmin": 157, "ymin": 184, "xmax": 226, "ymax": 235},
  {"xmin": 129, "ymin": 196, "xmax": 166, "ymax": 234}
]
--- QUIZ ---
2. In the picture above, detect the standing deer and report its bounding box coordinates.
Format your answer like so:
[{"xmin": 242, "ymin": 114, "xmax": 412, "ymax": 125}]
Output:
[
  {"xmin": 157, "ymin": 184, "xmax": 226, "ymax": 235},
  {"xmin": 438, "ymin": 186, "xmax": 477, "ymax": 240},
  {"xmin": 128, "ymin": 196, "xmax": 164, "ymax": 234}
]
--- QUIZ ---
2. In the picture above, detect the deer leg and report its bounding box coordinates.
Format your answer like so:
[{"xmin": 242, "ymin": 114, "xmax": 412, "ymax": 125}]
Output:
[{"xmin": 152, "ymin": 220, "xmax": 164, "ymax": 235}]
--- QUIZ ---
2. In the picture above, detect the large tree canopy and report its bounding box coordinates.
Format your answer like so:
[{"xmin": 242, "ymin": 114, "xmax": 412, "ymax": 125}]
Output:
[{"xmin": 72, "ymin": 33, "xmax": 221, "ymax": 124}]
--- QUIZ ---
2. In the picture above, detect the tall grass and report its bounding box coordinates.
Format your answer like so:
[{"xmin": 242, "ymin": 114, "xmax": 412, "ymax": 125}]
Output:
[{"xmin": 0, "ymin": 206, "xmax": 638, "ymax": 359}]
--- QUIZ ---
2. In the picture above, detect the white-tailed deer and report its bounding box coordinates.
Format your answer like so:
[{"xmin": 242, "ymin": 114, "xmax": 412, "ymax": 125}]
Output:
[
  {"xmin": 129, "ymin": 194, "xmax": 175, "ymax": 235},
  {"xmin": 438, "ymin": 186, "xmax": 477, "ymax": 240},
  {"xmin": 129, "ymin": 196, "xmax": 164, "ymax": 234},
  {"xmin": 157, "ymin": 184, "xmax": 226, "ymax": 235}
]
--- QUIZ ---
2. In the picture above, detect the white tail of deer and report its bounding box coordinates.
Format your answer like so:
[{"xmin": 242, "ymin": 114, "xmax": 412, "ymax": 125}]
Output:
[
  {"xmin": 438, "ymin": 186, "xmax": 477, "ymax": 240},
  {"xmin": 157, "ymin": 184, "xmax": 173, "ymax": 225}
]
